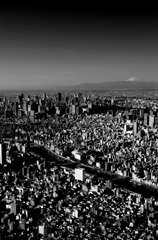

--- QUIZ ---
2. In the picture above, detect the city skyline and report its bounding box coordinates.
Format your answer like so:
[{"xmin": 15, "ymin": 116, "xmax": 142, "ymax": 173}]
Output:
[{"xmin": 0, "ymin": 3, "xmax": 158, "ymax": 89}]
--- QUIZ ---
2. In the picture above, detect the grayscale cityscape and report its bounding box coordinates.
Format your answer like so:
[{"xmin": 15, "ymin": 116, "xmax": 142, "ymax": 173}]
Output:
[{"xmin": 0, "ymin": 2, "xmax": 158, "ymax": 240}]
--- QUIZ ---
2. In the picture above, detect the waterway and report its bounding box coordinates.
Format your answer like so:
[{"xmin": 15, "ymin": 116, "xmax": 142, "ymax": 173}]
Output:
[{"xmin": 30, "ymin": 144, "xmax": 158, "ymax": 200}]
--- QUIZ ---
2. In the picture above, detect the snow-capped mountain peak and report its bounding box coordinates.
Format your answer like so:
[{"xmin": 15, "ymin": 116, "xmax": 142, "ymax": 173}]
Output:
[{"xmin": 126, "ymin": 77, "xmax": 138, "ymax": 82}]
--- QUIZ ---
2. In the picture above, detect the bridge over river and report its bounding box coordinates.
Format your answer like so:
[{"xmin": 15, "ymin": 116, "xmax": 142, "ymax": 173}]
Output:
[{"xmin": 30, "ymin": 144, "xmax": 158, "ymax": 200}]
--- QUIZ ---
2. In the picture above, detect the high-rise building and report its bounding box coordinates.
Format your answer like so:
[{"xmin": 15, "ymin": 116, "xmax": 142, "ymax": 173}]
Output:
[
  {"xmin": 133, "ymin": 121, "xmax": 138, "ymax": 136},
  {"xmin": 4, "ymin": 110, "xmax": 13, "ymax": 119},
  {"xmin": 39, "ymin": 224, "xmax": 47, "ymax": 236},
  {"xmin": 31, "ymin": 102, "xmax": 38, "ymax": 112},
  {"xmin": 65, "ymin": 96, "xmax": 69, "ymax": 104},
  {"xmin": 11, "ymin": 202, "xmax": 17, "ymax": 215},
  {"xmin": 72, "ymin": 105, "xmax": 75, "ymax": 114},
  {"xmin": 23, "ymin": 102, "xmax": 27, "ymax": 113},
  {"xmin": 88, "ymin": 102, "xmax": 92, "ymax": 109},
  {"xmin": 75, "ymin": 168, "xmax": 85, "ymax": 181},
  {"xmin": 144, "ymin": 113, "xmax": 149, "ymax": 126},
  {"xmin": 78, "ymin": 92, "xmax": 83, "ymax": 100},
  {"xmin": 139, "ymin": 109, "xmax": 144, "ymax": 118},
  {"xmin": 150, "ymin": 110, "xmax": 153, "ymax": 116},
  {"xmin": 149, "ymin": 115, "xmax": 154, "ymax": 128},
  {"xmin": 43, "ymin": 92, "xmax": 47, "ymax": 100},
  {"xmin": 38, "ymin": 106, "xmax": 46, "ymax": 114},
  {"xmin": 13, "ymin": 101, "xmax": 19, "ymax": 115},
  {"xmin": 18, "ymin": 94, "xmax": 24, "ymax": 103},
  {"xmin": 0, "ymin": 143, "xmax": 6, "ymax": 165},
  {"xmin": 30, "ymin": 110, "xmax": 35, "ymax": 116},
  {"xmin": 27, "ymin": 104, "xmax": 31, "ymax": 112},
  {"xmin": 75, "ymin": 105, "xmax": 80, "ymax": 115}
]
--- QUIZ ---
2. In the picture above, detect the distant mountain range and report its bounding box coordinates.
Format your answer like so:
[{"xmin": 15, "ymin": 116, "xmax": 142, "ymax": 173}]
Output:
[
  {"xmin": 54, "ymin": 81, "xmax": 158, "ymax": 91},
  {"xmin": 2, "ymin": 80, "xmax": 158, "ymax": 91}
]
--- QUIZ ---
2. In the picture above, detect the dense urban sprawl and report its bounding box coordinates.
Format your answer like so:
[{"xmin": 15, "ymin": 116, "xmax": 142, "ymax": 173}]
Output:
[{"xmin": 1, "ymin": 91, "xmax": 158, "ymax": 239}]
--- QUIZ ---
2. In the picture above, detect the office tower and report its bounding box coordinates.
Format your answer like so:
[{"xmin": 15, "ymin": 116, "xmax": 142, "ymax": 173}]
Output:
[
  {"xmin": 88, "ymin": 102, "xmax": 92, "ymax": 109},
  {"xmin": 18, "ymin": 94, "xmax": 24, "ymax": 103},
  {"xmin": 16, "ymin": 142, "xmax": 20, "ymax": 151},
  {"xmin": 13, "ymin": 101, "xmax": 19, "ymax": 115},
  {"xmin": 23, "ymin": 101, "xmax": 27, "ymax": 113},
  {"xmin": 71, "ymin": 98, "xmax": 75, "ymax": 105},
  {"xmin": 27, "ymin": 95, "xmax": 30, "ymax": 101},
  {"xmin": 4, "ymin": 109, "xmax": 13, "ymax": 119},
  {"xmin": 78, "ymin": 92, "xmax": 83, "ymax": 100},
  {"xmin": 39, "ymin": 224, "xmax": 47, "ymax": 236},
  {"xmin": 133, "ymin": 121, "xmax": 138, "ymax": 136},
  {"xmin": 75, "ymin": 105, "xmax": 79, "ymax": 115},
  {"xmin": 65, "ymin": 96, "xmax": 69, "ymax": 104},
  {"xmin": 27, "ymin": 104, "xmax": 31, "ymax": 112},
  {"xmin": 72, "ymin": 105, "xmax": 75, "ymax": 114},
  {"xmin": 38, "ymin": 106, "xmax": 46, "ymax": 114},
  {"xmin": 144, "ymin": 113, "xmax": 148, "ymax": 126},
  {"xmin": 75, "ymin": 168, "xmax": 85, "ymax": 181},
  {"xmin": 43, "ymin": 92, "xmax": 47, "ymax": 100},
  {"xmin": 124, "ymin": 124, "xmax": 127, "ymax": 134},
  {"xmin": 83, "ymin": 96, "xmax": 86, "ymax": 103},
  {"xmin": 0, "ymin": 143, "xmax": 6, "ymax": 165},
  {"xmin": 150, "ymin": 110, "xmax": 153, "ymax": 116},
  {"xmin": 11, "ymin": 202, "xmax": 17, "ymax": 215},
  {"xmin": 21, "ymin": 145, "xmax": 26, "ymax": 153},
  {"xmin": 30, "ymin": 110, "xmax": 35, "ymax": 117},
  {"xmin": 57, "ymin": 92, "xmax": 62, "ymax": 102},
  {"xmin": 149, "ymin": 115, "xmax": 154, "ymax": 128},
  {"xmin": 74, "ymin": 96, "xmax": 79, "ymax": 104},
  {"xmin": 31, "ymin": 102, "xmax": 38, "ymax": 112},
  {"xmin": 139, "ymin": 109, "xmax": 144, "ymax": 118}
]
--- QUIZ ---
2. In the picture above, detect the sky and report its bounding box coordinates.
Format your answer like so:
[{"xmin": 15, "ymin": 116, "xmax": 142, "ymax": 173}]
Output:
[{"xmin": 0, "ymin": 3, "xmax": 158, "ymax": 89}]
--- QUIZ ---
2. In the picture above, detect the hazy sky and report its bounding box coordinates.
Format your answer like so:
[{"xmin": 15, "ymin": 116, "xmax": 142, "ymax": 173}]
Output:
[{"xmin": 0, "ymin": 3, "xmax": 158, "ymax": 89}]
